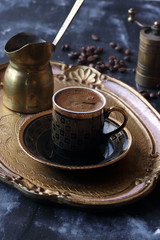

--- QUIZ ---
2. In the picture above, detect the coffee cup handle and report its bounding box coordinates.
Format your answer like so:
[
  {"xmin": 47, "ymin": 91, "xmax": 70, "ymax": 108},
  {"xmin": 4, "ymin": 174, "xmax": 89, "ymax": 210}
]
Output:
[{"xmin": 103, "ymin": 106, "xmax": 128, "ymax": 137}]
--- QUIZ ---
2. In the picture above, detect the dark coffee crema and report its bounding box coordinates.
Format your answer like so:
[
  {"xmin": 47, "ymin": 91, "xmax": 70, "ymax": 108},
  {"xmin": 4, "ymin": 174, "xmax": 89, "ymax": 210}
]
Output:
[{"xmin": 55, "ymin": 88, "xmax": 104, "ymax": 112}]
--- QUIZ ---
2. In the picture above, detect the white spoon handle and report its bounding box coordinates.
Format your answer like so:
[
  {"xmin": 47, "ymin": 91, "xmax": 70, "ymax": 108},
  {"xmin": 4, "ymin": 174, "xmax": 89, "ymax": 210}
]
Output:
[{"xmin": 52, "ymin": 0, "xmax": 85, "ymax": 46}]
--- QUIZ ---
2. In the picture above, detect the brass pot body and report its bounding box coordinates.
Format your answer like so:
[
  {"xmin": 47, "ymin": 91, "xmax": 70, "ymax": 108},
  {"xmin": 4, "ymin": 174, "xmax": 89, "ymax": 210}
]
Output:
[
  {"xmin": 3, "ymin": 33, "xmax": 55, "ymax": 113},
  {"xmin": 136, "ymin": 29, "xmax": 160, "ymax": 88}
]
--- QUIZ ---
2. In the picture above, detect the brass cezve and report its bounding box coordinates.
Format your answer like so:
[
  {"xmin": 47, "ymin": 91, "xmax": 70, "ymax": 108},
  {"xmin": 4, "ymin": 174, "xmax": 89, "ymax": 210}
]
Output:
[
  {"xmin": 3, "ymin": 33, "xmax": 55, "ymax": 113},
  {"xmin": 3, "ymin": 0, "xmax": 85, "ymax": 113}
]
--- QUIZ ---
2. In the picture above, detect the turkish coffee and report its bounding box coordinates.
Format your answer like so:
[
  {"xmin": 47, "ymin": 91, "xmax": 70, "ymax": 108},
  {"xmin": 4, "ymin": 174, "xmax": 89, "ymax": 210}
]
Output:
[{"xmin": 54, "ymin": 87, "xmax": 104, "ymax": 112}]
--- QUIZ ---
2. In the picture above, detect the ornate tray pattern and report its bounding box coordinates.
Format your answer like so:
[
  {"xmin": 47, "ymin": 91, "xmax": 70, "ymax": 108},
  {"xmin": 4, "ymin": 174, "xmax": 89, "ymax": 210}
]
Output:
[{"xmin": 0, "ymin": 62, "xmax": 159, "ymax": 208}]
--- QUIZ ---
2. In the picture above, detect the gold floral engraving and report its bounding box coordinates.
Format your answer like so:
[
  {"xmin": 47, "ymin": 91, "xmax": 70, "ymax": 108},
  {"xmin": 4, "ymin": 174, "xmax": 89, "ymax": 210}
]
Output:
[{"xmin": 64, "ymin": 65, "xmax": 103, "ymax": 88}]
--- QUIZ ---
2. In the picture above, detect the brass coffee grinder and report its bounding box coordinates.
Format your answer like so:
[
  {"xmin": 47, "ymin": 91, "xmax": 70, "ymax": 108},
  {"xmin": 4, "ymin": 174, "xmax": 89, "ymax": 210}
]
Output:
[{"xmin": 128, "ymin": 8, "xmax": 160, "ymax": 89}]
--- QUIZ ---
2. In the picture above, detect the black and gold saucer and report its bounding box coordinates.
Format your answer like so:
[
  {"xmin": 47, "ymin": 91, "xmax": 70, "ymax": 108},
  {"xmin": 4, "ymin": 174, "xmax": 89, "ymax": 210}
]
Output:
[{"xmin": 18, "ymin": 110, "xmax": 132, "ymax": 170}]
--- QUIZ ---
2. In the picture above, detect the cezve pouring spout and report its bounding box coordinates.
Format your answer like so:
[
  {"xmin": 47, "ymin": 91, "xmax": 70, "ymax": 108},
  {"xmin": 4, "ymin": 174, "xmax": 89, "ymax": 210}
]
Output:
[{"xmin": 5, "ymin": 0, "xmax": 85, "ymax": 53}]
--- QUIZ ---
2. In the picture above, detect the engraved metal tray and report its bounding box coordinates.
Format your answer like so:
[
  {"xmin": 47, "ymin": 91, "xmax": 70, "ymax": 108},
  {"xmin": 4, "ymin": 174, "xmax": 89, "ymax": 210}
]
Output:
[{"xmin": 0, "ymin": 62, "xmax": 160, "ymax": 209}]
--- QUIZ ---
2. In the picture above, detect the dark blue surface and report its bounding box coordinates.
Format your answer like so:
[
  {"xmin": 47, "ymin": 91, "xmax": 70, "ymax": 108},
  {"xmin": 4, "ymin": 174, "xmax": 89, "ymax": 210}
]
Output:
[{"xmin": 0, "ymin": 1, "xmax": 160, "ymax": 239}]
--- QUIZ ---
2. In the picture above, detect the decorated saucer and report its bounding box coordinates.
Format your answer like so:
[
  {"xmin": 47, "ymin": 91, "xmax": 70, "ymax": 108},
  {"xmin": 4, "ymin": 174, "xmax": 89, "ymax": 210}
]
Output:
[{"xmin": 18, "ymin": 110, "xmax": 132, "ymax": 170}]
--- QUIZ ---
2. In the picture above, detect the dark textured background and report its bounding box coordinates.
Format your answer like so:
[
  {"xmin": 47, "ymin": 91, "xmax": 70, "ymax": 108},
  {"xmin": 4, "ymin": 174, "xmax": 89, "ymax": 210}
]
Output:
[{"xmin": 0, "ymin": 1, "xmax": 160, "ymax": 239}]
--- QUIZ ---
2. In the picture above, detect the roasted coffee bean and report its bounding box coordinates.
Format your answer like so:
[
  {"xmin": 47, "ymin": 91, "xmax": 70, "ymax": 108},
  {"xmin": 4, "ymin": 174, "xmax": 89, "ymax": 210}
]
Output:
[
  {"xmin": 105, "ymin": 63, "xmax": 110, "ymax": 70},
  {"xmin": 87, "ymin": 56, "xmax": 96, "ymax": 62},
  {"xmin": 97, "ymin": 61, "xmax": 104, "ymax": 65},
  {"xmin": 109, "ymin": 59, "xmax": 115, "ymax": 65},
  {"xmin": 139, "ymin": 90, "xmax": 147, "ymax": 94},
  {"xmin": 94, "ymin": 47, "xmax": 104, "ymax": 54},
  {"xmin": 68, "ymin": 52, "xmax": 80, "ymax": 59},
  {"xmin": 156, "ymin": 83, "xmax": 160, "ymax": 89},
  {"xmin": 109, "ymin": 66, "xmax": 115, "ymax": 72},
  {"xmin": 124, "ymin": 56, "xmax": 131, "ymax": 62},
  {"xmin": 81, "ymin": 47, "xmax": 86, "ymax": 52},
  {"xmin": 77, "ymin": 59, "xmax": 86, "ymax": 65},
  {"xmin": 78, "ymin": 55, "xmax": 86, "ymax": 61},
  {"xmin": 149, "ymin": 92, "xmax": 157, "ymax": 99},
  {"xmin": 124, "ymin": 49, "xmax": 132, "ymax": 55},
  {"xmin": 119, "ymin": 60, "xmax": 125, "ymax": 66},
  {"xmin": 91, "ymin": 34, "xmax": 100, "ymax": 41},
  {"xmin": 92, "ymin": 54, "xmax": 99, "ymax": 60},
  {"xmin": 100, "ymin": 63, "xmax": 106, "ymax": 69},
  {"xmin": 113, "ymin": 64, "xmax": 119, "ymax": 70},
  {"xmin": 80, "ymin": 52, "xmax": 86, "ymax": 57},
  {"xmin": 113, "ymin": 58, "xmax": 119, "ymax": 63},
  {"xmin": 88, "ymin": 63, "xmax": 95, "ymax": 68},
  {"xmin": 115, "ymin": 45, "xmax": 123, "ymax": 52},
  {"xmin": 61, "ymin": 44, "xmax": 70, "ymax": 51},
  {"xmin": 108, "ymin": 56, "xmax": 117, "ymax": 61},
  {"xmin": 68, "ymin": 52, "xmax": 75, "ymax": 59},
  {"xmin": 109, "ymin": 42, "xmax": 117, "ymax": 48},
  {"xmin": 157, "ymin": 90, "xmax": 160, "ymax": 96},
  {"xmin": 85, "ymin": 50, "xmax": 93, "ymax": 57},
  {"xmin": 139, "ymin": 90, "xmax": 150, "ymax": 99},
  {"xmin": 95, "ymin": 60, "xmax": 106, "ymax": 72},
  {"xmin": 94, "ymin": 65, "xmax": 103, "ymax": 72},
  {"xmin": 118, "ymin": 67, "xmax": 126, "ymax": 73},
  {"xmin": 86, "ymin": 45, "xmax": 96, "ymax": 51},
  {"xmin": 142, "ymin": 92, "xmax": 150, "ymax": 99}
]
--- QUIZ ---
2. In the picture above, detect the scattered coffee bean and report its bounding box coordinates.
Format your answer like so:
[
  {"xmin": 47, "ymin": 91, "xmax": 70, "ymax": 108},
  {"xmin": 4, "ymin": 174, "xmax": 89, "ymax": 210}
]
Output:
[
  {"xmin": 94, "ymin": 47, "xmax": 104, "ymax": 54},
  {"xmin": 93, "ymin": 54, "xmax": 99, "ymax": 60},
  {"xmin": 109, "ymin": 59, "xmax": 115, "ymax": 65},
  {"xmin": 109, "ymin": 66, "xmax": 115, "ymax": 72},
  {"xmin": 91, "ymin": 34, "xmax": 100, "ymax": 41},
  {"xmin": 124, "ymin": 49, "xmax": 132, "ymax": 55},
  {"xmin": 88, "ymin": 63, "xmax": 95, "ymax": 68},
  {"xmin": 109, "ymin": 42, "xmax": 117, "ymax": 48},
  {"xmin": 94, "ymin": 65, "xmax": 102, "ymax": 72},
  {"xmin": 149, "ymin": 92, "xmax": 157, "ymax": 99},
  {"xmin": 68, "ymin": 52, "xmax": 80, "ymax": 59},
  {"xmin": 79, "ymin": 55, "xmax": 87, "ymax": 62},
  {"xmin": 86, "ymin": 45, "xmax": 96, "ymax": 51},
  {"xmin": 115, "ymin": 45, "xmax": 123, "ymax": 52},
  {"xmin": 61, "ymin": 44, "xmax": 70, "ymax": 51},
  {"xmin": 87, "ymin": 55, "xmax": 96, "ymax": 62},
  {"xmin": 112, "ymin": 64, "xmax": 119, "ymax": 71},
  {"xmin": 97, "ymin": 61, "xmax": 103, "ymax": 65},
  {"xmin": 108, "ymin": 56, "xmax": 116, "ymax": 61},
  {"xmin": 139, "ymin": 90, "xmax": 150, "ymax": 99},
  {"xmin": 118, "ymin": 67, "xmax": 126, "ymax": 73},
  {"xmin": 124, "ymin": 55, "xmax": 131, "ymax": 62},
  {"xmin": 105, "ymin": 63, "xmax": 110, "ymax": 70},
  {"xmin": 156, "ymin": 83, "xmax": 160, "ymax": 89},
  {"xmin": 139, "ymin": 90, "xmax": 146, "ymax": 94},
  {"xmin": 139, "ymin": 89, "xmax": 160, "ymax": 99},
  {"xmin": 119, "ymin": 60, "xmax": 125, "ymax": 66}
]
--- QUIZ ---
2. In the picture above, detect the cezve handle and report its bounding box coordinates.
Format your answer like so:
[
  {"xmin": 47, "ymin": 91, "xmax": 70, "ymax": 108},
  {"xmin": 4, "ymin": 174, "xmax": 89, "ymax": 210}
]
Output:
[{"xmin": 53, "ymin": 0, "xmax": 85, "ymax": 46}]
